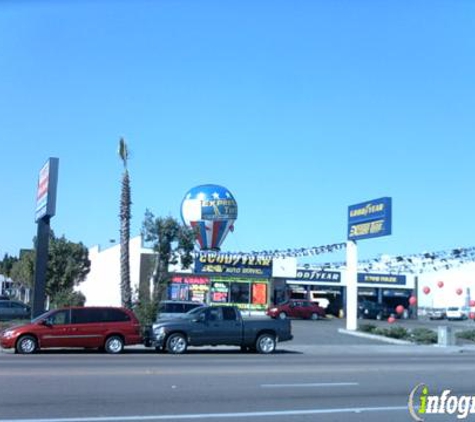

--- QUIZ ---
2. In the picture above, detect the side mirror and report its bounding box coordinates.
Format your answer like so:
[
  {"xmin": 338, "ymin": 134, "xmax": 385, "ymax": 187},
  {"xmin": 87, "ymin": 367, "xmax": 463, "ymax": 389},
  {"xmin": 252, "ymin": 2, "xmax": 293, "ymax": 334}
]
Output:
[
  {"xmin": 194, "ymin": 313, "xmax": 206, "ymax": 323},
  {"xmin": 41, "ymin": 319, "xmax": 52, "ymax": 327}
]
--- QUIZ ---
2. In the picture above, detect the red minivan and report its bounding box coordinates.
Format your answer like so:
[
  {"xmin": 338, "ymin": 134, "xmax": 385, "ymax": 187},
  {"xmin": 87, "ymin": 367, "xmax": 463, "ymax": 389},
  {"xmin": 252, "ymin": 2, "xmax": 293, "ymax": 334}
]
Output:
[{"xmin": 0, "ymin": 306, "xmax": 142, "ymax": 354}]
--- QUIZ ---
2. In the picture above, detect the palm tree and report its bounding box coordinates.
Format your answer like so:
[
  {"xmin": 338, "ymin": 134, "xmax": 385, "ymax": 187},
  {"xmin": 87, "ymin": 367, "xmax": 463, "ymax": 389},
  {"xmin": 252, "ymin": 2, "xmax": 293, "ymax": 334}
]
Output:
[{"xmin": 118, "ymin": 137, "xmax": 132, "ymax": 309}]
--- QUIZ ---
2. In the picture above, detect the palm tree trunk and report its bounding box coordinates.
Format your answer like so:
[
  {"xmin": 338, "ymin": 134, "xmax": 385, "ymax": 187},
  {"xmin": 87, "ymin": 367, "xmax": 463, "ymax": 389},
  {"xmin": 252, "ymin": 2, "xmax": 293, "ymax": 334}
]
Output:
[{"xmin": 120, "ymin": 169, "xmax": 132, "ymax": 308}]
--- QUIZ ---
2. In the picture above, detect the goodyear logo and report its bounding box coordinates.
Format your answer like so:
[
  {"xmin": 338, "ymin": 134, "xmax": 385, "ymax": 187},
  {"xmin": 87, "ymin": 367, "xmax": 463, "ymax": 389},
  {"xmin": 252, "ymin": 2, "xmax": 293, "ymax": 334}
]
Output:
[{"xmin": 349, "ymin": 203, "xmax": 385, "ymax": 218}]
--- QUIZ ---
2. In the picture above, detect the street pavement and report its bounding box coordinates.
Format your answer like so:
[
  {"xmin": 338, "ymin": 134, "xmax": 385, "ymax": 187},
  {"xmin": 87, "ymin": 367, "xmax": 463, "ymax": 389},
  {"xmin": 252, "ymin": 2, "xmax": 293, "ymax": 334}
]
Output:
[
  {"xmin": 1, "ymin": 316, "xmax": 475, "ymax": 422},
  {"xmin": 1, "ymin": 345, "xmax": 475, "ymax": 421}
]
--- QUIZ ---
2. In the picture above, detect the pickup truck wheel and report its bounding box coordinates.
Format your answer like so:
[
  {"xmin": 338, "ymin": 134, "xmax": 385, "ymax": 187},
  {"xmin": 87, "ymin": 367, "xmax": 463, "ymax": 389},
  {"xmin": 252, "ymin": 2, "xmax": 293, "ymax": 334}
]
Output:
[
  {"xmin": 278, "ymin": 312, "xmax": 287, "ymax": 320},
  {"xmin": 166, "ymin": 333, "xmax": 188, "ymax": 354},
  {"xmin": 310, "ymin": 313, "xmax": 319, "ymax": 320},
  {"xmin": 256, "ymin": 333, "xmax": 276, "ymax": 354}
]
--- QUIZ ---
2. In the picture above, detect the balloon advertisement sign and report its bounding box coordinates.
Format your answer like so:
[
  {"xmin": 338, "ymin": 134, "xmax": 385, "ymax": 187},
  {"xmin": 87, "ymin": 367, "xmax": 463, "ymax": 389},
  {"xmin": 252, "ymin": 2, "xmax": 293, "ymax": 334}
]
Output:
[{"xmin": 181, "ymin": 184, "xmax": 238, "ymax": 250}]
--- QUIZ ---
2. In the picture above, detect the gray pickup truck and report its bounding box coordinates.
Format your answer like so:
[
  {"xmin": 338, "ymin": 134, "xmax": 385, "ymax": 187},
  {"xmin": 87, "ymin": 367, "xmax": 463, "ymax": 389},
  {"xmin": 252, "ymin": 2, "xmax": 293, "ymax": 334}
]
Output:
[{"xmin": 150, "ymin": 305, "xmax": 292, "ymax": 354}]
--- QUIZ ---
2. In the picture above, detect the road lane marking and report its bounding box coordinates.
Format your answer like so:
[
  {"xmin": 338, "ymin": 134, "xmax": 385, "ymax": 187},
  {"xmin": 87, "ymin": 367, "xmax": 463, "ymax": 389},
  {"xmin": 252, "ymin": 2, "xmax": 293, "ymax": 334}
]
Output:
[
  {"xmin": 0, "ymin": 406, "xmax": 408, "ymax": 422},
  {"xmin": 261, "ymin": 382, "xmax": 359, "ymax": 388}
]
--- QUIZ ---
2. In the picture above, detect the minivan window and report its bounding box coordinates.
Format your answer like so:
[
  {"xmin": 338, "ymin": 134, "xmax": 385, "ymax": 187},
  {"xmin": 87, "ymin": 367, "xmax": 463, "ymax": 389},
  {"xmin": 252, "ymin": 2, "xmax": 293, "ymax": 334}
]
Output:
[
  {"xmin": 72, "ymin": 308, "xmax": 99, "ymax": 324},
  {"xmin": 48, "ymin": 310, "xmax": 71, "ymax": 325},
  {"xmin": 105, "ymin": 308, "xmax": 130, "ymax": 322}
]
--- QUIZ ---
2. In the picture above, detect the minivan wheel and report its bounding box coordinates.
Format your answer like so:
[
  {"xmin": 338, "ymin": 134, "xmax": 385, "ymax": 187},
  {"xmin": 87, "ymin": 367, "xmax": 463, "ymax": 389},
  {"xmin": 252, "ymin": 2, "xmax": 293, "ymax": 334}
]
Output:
[
  {"xmin": 310, "ymin": 313, "xmax": 319, "ymax": 320},
  {"xmin": 278, "ymin": 312, "xmax": 287, "ymax": 320},
  {"xmin": 16, "ymin": 335, "xmax": 38, "ymax": 354},
  {"xmin": 166, "ymin": 333, "xmax": 188, "ymax": 354},
  {"xmin": 255, "ymin": 333, "xmax": 276, "ymax": 354},
  {"xmin": 104, "ymin": 335, "xmax": 124, "ymax": 354}
]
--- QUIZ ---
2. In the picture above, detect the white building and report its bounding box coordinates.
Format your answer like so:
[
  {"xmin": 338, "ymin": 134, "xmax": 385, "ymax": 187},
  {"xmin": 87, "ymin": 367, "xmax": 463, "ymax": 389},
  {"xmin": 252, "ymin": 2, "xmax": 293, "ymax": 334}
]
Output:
[
  {"xmin": 79, "ymin": 236, "xmax": 155, "ymax": 306},
  {"xmin": 416, "ymin": 262, "xmax": 475, "ymax": 309}
]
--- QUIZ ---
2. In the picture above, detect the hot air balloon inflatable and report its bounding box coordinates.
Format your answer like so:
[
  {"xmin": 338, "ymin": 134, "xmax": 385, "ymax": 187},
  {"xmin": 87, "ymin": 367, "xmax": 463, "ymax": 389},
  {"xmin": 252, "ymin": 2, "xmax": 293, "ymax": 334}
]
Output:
[{"xmin": 181, "ymin": 184, "xmax": 238, "ymax": 250}]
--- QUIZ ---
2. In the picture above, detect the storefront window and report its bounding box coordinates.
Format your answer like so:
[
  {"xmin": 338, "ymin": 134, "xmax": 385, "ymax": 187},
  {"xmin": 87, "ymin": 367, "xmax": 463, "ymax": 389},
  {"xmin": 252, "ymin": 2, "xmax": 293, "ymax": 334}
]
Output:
[
  {"xmin": 252, "ymin": 283, "xmax": 267, "ymax": 305},
  {"xmin": 211, "ymin": 282, "xmax": 229, "ymax": 303},
  {"xmin": 230, "ymin": 282, "xmax": 250, "ymax": 304}
]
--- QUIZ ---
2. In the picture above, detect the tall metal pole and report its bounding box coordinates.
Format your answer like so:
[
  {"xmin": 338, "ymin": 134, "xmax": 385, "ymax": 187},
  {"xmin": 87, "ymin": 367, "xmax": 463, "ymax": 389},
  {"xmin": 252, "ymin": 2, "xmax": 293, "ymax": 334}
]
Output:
[
  {"xmin": 346, "ymin": 240, "xmax": 358, "ymax": 330},
  {"xmin": 32, "ymin": 216, "xmax": 51, "ymax": 318}
]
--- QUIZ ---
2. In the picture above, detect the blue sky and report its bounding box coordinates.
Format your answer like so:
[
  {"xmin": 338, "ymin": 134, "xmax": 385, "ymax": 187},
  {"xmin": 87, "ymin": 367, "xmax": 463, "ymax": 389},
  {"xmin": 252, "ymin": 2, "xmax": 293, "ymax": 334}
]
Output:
[{"xmin": 1, "ymin": 0, "xmax": 474, "ymax": 266}]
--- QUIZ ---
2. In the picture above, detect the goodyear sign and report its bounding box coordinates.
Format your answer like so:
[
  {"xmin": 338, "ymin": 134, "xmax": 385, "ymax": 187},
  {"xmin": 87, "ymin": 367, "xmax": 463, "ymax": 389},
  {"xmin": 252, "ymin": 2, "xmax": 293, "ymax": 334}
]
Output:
[
  {"xmin": 348, "ymin": 197, "xmax": 392, "ymax": 241},
  {"xmin": 195, "ymin": 252, "xmax": 272, "ymax": 278},
  {"xmin": 295, "ymin": 269, "xmax": 342, "ymax": 283}
]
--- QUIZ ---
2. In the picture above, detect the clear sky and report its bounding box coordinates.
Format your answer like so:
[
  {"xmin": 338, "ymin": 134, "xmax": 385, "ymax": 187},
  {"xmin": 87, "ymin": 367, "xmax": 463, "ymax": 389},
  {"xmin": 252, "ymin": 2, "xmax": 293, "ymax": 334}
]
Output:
[{"xmin": 1, "ymin": 0, "xmax": 474, "ymax": 266}]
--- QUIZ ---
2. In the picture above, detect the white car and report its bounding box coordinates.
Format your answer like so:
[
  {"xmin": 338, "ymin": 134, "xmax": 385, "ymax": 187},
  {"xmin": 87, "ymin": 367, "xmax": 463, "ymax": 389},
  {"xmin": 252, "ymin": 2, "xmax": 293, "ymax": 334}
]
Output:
[{"xmin": 446, "ymin": 306, "xmax": 469, "ymax": 321}]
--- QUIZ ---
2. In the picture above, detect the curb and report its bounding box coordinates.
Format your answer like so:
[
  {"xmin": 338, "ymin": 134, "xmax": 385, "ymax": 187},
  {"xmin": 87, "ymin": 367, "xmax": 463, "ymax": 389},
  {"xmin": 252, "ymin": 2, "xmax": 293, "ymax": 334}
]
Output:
[{"xmin": 338, "ymin": 328, "xmax": 413, "ymax": 345}]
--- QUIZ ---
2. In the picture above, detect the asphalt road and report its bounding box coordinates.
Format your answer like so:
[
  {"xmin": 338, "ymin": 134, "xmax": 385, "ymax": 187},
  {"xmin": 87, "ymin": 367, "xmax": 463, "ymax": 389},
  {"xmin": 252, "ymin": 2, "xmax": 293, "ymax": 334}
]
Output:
[{"xmin": 1, "ymin": 318, "xmax": 475, "ymax": 422}]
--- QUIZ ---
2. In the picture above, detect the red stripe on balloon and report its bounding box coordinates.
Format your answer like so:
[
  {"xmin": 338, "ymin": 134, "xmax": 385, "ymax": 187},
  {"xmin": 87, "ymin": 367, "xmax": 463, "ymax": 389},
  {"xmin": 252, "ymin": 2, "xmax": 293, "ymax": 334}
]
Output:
[{"xmin": 190, "ymin": 221, "xmax": 204, "ymax": 249}]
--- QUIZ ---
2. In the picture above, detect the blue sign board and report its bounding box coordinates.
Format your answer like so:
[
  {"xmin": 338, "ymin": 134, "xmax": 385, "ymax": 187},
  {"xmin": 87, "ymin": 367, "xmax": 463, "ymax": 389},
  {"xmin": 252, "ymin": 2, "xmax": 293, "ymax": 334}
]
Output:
[
  {"xmin": 357, "ymin": 273, "xmax": 406, "ymax": 286},
  {"xmin": 347, "ymin": 197, "xmax": 392, "ymax": 241}
]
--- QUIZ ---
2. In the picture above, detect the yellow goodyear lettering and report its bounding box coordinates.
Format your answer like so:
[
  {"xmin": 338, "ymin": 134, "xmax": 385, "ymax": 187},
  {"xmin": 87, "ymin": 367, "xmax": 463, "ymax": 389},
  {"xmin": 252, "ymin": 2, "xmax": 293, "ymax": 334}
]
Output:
[
  {"xmin": 369, "ymin": 220, "xmax": 384, "ymax": 234},
  {"xmin": 350, "ymin": 223, "xmax": 371, "ymax": 237}
]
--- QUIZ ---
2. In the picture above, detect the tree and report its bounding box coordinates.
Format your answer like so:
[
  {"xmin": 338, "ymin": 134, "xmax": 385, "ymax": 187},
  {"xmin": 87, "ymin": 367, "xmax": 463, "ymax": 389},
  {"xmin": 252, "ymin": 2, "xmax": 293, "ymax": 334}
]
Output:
[
  {"xmin": 10, "ymin": 250, "xmax": 35, "ymax": 288},
  {"xmin": 118, "ymin": 137, "xmax": 132, "ymax": 309},
  {"xmin": 0, "ymin": 253, "xmax": 18, "ymax": 277},
  {"xmin": 140, "ymin": 210, "xmax": 195, "ymax": 323},
  {"xmin": 10, "ymin": 233, "xmax": 90, "ymax": 307}
]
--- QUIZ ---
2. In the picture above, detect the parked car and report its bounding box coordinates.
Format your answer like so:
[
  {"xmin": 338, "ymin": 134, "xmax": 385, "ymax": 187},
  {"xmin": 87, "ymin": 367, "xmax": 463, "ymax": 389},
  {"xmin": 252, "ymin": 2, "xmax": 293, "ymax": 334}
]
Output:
[
  {"xmin": 446, "ymin": 306, "xmax": 469, "ymax": 321},
  {"xmin": 149, "ymin": 305, "xmax": 293, "ymax": 354},
  {"xmin": 357, "ymin": 300, "xmax": 392, "ymax": 320},
  {"xmin": 0, "ymin": 306, "xmax": 142, "ymax": 354},
  {"xmin": 266, "ymin": 299, "xmax": 326, "ymax": 320},
  {"xmin": 0, "ymin": 299, "xmax": 30, "ymax": 321},
  {"xmin": 427, "ymin": 307, "xmax": 446, "ymax": 320},
  {"xmin": 156, "ymin": 300, "xmax": 204, "ymax": 320}
]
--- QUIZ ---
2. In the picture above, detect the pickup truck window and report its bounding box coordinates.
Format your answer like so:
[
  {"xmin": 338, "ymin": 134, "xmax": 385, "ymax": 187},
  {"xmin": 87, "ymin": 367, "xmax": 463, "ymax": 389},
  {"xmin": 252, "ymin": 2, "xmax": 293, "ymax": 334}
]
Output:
[
  {"xmin": 222, "ymin": 307, "xmax": 238, "ymax": 321},
  {"xmin": 206, "ymin": 307, "xmax": 222, "ymax": 321}
]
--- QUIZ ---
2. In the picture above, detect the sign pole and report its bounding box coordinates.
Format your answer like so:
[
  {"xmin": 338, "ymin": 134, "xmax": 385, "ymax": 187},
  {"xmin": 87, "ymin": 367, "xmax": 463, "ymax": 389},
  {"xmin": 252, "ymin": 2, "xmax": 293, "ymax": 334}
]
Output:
[
  {"xmin": 32, "ymin": 157, "xmax": 59, "ymax": 318},
  {"xmin": 346, "ymin": 240, "xmax": 358, "ymax": 330},
  {"xmin": 32, "ymin": 217, "xmax": 51, "ymax": 317}
]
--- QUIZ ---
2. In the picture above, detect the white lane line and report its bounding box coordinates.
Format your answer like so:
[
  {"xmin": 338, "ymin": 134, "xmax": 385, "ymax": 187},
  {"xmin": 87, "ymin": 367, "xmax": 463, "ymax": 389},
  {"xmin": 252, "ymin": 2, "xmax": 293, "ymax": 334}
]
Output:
[
  {"xmin": 0, "ymin": 406, "xmax": 408, "ymax": 422},
  {"xmin": 261, "ymin": 382, "xmax": 359, "ymax": 388}
]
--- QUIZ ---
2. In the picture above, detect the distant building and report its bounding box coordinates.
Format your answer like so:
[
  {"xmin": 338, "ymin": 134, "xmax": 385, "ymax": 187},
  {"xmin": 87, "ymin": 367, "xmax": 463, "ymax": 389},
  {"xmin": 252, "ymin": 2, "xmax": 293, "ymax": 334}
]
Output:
[{"xmin": 417, "ymin": 262, "xmax": 475, "ymax": 309}]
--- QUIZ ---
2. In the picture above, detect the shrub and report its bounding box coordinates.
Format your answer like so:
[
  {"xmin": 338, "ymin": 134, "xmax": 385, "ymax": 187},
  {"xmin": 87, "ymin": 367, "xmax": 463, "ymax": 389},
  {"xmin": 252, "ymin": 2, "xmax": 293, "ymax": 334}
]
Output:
[
  {"xmin": 359, "ymin": 324, "xmax": 377, "ymax": 334},
  {"xmin": 384, "ymin": 326, "xmax": 409, "ymax": 340},
  {"xmin": 456, "ymin": 330, "xmax": 475, "ymax": 342},
  {"xmin": 410, "ymin": 328, "xmax": 437, "ymax": 344}
]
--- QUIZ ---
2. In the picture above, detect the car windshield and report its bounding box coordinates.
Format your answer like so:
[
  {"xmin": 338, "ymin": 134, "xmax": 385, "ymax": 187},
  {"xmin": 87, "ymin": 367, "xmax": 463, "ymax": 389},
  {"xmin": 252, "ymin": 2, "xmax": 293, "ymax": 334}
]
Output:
[
  {"xmin": 185, "ymin": 307, "xmax": 205, "ymax": 316},
  {"xmin": 31, "ymin": 309, "xmax": 54, "ymax": 323}
]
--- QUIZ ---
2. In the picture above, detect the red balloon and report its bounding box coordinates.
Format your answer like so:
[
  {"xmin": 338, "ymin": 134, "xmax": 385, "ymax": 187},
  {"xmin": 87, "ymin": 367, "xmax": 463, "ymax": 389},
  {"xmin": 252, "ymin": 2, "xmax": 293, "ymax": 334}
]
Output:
[
  {"xmin": 469, "ymin": 312, "xmax": 475, "ymax": 320},
  {"xmin": 409, "ymin": 296, "xmax": 417, "ymax": 306},
  {"xmin": 456, "ymin": 288, "xmax": 463, "ymax": 296},
  {"xmin": 388, "ymin": 316, "xmax": 396, "ymax": 324},
  {"xmin": 437, "ymin": 281, "xmax": 444, "ymax": 288},
  {"xmin": 470, "ymin": 300, "xmax": 475, "ymax": 307},
  {"xmin": 396, "ymin": 305, "xmax": 405, "ymax": 315},
  {"xmin": 423, "ymin": 286, "xmax": 431, "ymax": 295}
]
